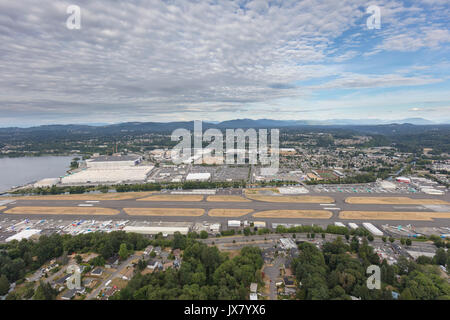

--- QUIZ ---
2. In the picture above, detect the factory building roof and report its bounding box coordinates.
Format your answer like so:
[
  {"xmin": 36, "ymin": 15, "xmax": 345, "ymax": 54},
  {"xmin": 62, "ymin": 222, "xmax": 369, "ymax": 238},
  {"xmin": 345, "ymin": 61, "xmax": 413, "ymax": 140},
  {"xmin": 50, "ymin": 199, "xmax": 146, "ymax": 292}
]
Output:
[{"xmin": 88, "ymin": 155, "xmax": 141, "ymax": 162}]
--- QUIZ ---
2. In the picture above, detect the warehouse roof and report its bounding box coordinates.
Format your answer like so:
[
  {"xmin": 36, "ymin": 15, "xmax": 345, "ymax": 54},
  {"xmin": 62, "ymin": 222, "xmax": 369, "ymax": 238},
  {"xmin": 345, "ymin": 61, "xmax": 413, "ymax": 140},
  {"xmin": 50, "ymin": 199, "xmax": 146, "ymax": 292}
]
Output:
[
  {"xmin": 89, "ymin": 155, "xmax": 140, "ymax": 162},
  {"xmin": 186, "ymin": 172, "xmax": 211, "ymax": 180},
  {"xmin": 6, "ymin": 229, "xmax": 41, "ymax": 242}
]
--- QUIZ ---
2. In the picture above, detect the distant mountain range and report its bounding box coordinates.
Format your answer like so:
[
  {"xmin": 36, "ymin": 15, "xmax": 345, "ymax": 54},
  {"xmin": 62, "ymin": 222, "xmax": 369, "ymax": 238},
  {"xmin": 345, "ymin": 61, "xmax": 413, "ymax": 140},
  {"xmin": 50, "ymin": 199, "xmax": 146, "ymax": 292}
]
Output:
[
  {"xmin": 211, "ymin": 118, "xmax": 438, "ymax": 127},
  {"xmin": 0, "ymin": 118, "xmax": 448, "ymax": 138}
]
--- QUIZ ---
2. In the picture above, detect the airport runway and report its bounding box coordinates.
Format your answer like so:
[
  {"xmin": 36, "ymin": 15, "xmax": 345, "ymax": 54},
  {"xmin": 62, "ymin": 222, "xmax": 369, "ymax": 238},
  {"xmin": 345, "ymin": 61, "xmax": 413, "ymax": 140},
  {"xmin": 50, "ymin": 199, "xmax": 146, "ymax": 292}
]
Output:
[{"xmin": 1, "ymin": 192, "xmax": 450, "ymax": 227}]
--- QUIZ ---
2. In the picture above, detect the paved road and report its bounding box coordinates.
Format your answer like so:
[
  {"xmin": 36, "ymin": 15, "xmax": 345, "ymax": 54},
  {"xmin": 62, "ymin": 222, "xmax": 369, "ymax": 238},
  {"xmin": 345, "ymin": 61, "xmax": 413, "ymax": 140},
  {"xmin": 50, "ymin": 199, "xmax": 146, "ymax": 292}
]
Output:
[
  {"xmin": 86, "ymin": 254, "xmax": 138, "ymax": 300},
  {"xmin": 263, "ymin": 256, "xmax": 284, "ymax": 300}
]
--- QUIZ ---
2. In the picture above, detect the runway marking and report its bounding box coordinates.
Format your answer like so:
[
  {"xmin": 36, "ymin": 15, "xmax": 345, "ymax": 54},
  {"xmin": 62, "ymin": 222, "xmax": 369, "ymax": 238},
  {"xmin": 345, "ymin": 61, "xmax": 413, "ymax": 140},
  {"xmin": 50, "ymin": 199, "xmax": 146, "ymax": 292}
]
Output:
[
  {"xmin": 339, "ymin": 211, "xmax": 450, "ymax": 221},
  {"xmin": 3, "ymin": 206, "xmax": 120, "ymax": 215},
  {"xmin": 252, "ymin": 210, "xmax": 332, "ymax": 219},
  {"xmin": 136, "ymin": 195, "xmax": 204, "ymax": 202},
  {"xmin": 206, "ymin": 195, "xmax": 251, "ymax": 202},
  {"xmin": 123, "ymin": 208, "xmax": 205, "ymax": 216},
  {"xmin": 208, "ymin": 209, "xmax": 254, "ymax": 217},
  {"xmin": 85, "ymin": 201, "xmax": 100, "ymax": 203},
  {"xmin": 78, "ymin": 204, "xmax": 94, "ymax": 207},
  {"xmin": 245, "ymin": 195, "xmax": 334, "ymax": 203},
  {"xmin": 345, "ymin": 197, "xmax": 448, "ymax": 205}
]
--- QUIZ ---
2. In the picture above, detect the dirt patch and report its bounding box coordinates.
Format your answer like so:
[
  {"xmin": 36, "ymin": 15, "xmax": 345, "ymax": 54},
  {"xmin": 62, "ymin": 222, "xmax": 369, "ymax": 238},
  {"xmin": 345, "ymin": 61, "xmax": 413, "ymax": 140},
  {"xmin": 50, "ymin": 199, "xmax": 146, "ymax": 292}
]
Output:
[
  {"xmin": 253, "ymin": 210, "xmax": 332, "ymax": 219},
  {"xmin": 136, "ymin": 194, "xmax": 204, "ymax": 202},
  {"xmin": 124, "ymin": 208, "xmax": 205, "ymax": 216},
  {"xmin": 4, "ymin": 206, "xmax": 120, "ymax": 215},
  {"xmin": 208, "ymin": 209, "xmax": 254, "ymax": 217},
  {"xmin": 0, "ymin": 206, "xmax": 6, "ymax": 212},
  {"xmin": 206, "ymin": 195, "xmax": 251, "ymax": 202},
  {"xmin": 111, "ymin": 278, "xmax": 129, "ymax": 289},
  {"xmin": 246, "ymin": 195, "xmax": 334, "ymax": 203},
  {"xmin": 345, "ymin": 197, "xmax": 448, "ymax": 205},
  {"xmin": 339, "ymin": 211, "xmax": 450, "ymax": 221}
]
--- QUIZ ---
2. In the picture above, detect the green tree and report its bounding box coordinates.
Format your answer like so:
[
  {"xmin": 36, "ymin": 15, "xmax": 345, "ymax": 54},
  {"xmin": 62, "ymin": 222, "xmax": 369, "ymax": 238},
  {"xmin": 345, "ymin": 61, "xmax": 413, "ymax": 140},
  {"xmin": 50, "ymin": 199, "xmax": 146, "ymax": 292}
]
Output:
[
  {"xmin": 33, "ymin": 281, "xmax": 58, "ymax": 300},
  {"xmin": 119, "ymin": 243, "xmax": 129, "ymax": 261},
  {"xmin": 75, "ymin": 254, "xmax": 83, "ymax": 264},
  {"xmin": 0, "ymin": 274, "xmax": 10, "ymax": 295}
]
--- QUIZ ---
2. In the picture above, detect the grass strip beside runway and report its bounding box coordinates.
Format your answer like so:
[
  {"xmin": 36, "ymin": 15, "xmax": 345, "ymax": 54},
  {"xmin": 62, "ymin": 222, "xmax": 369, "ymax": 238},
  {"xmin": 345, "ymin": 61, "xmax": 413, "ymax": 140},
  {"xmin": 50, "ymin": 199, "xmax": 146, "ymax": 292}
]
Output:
[
  {"xmin": 339, "ymin": 211, "xmax": 450, "ymax": 221},
  {"xmin": 208, "ymin": 209, "xmax": 254, "ymax": 217},
  {"xmin": 245, "ymin": 195, "xmax": 334, "ymax": 203},
  {"xmin": 124, "ymin": 208, "xmax": 205, "ymax": 216},
  {"xmin": 253, "ymin": 210, "xmax": 332, "ymax": 219},
  {"xmin": 206, "ymin": 195, "xmax": 251, "ymax": 202},
  {"xmin": 7, "ymin": 192, "xmax": 157, "ymax": 201},
  {"xmin": 136, "ymin": 195, "xmax": 204, "ymax": 202},
  {"xmin": 4, "ymin": 206, "xmax": 120, "ymax": 215},
  {"xmin": 0, "ymin": 206, "xmax": 6, "ymax": 212},
  {"xmin": 345, "ymin": 197, "xmax": 448, "ymax": 205}
]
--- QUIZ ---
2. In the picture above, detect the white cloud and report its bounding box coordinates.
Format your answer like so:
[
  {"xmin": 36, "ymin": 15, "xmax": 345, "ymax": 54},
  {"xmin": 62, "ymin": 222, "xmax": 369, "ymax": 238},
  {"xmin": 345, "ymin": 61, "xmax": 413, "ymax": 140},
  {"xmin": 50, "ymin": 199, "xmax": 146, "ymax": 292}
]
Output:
[{"xmin": 0, "ymin": 0, "xmax": 448, "ymax": 124}]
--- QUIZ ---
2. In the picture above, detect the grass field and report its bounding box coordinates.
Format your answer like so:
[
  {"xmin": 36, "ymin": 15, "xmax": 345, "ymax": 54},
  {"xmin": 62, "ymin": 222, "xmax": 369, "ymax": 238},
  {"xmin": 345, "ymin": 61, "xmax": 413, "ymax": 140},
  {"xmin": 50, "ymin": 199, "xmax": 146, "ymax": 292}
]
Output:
[
  {"xmin": 123, "ymin": 208, "xmax": 205, "ymax": 216},
  {"xmin": 246, "ymin": 195, "xmax": 334, "ymax": 203},
  {"xmin": 6, "ymin": 192, "xmax": 157, "ymax": 201},
  {"xmin": 3, "ymin": 206, "xmax": 120, "ymax": 215},
  {"xmin": 339, "ymin": 210, "xmax": 450, "ymax": 221},
  {"xmin": 244, "ymin": 188, "xmax": 280, "ymax": 194},
  {"xmin": 206, "ymin": 195, "xmax": 251, "ymax": 202},
  {"xmin": 0, "ymin": 206, "xmax": 6, "ymax": 212},
  {"xmin": 345, "ymin": 197, "xmax": 449, "ymax": 205},
  {"xmin": 253, "ymin": 209, "xmax": 332, "ymax": 219},
  {"xmin": 208, "ymin": 209, "xmax": 254, "ymax": 217},
  {"xmin": 136, "ymin": 195, "xmax": 204, "ymax": 202}
]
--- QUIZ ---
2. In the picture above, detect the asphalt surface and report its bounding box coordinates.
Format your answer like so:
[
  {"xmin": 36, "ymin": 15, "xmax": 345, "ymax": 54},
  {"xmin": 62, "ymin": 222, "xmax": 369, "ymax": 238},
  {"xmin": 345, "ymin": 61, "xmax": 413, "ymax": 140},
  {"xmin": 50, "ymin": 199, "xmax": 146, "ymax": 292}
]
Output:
[{"xmin": 1, "ymin": 192, "xmax": 450, "ymax": 227}]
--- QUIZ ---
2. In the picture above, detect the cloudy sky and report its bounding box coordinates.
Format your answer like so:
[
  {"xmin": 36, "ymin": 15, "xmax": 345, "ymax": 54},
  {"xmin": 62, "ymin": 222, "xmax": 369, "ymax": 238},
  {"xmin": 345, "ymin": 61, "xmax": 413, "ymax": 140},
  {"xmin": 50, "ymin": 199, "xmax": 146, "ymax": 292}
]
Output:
[{"xmin": 0, "ymin": 0, "xmax": 449, "ymax": 126}]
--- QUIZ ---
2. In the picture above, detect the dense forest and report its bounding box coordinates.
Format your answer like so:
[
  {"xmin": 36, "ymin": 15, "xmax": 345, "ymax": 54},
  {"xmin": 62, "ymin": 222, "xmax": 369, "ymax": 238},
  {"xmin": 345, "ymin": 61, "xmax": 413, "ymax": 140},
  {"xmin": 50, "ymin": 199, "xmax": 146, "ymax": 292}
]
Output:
[
  {"xmin": 292, "ymin": 238, "xmax": 450, "ymax": 300},
  {"xmin": 112, "ymin": 240, "xmax": 264, "ymax": 300}
]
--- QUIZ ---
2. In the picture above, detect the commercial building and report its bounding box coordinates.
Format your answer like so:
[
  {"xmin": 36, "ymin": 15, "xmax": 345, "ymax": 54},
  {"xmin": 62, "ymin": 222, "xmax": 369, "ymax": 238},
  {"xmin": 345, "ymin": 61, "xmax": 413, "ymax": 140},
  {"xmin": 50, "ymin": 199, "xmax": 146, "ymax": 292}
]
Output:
[
  {"xmin": 185, "ymin": 172, "xmax": 211, "ymax": 182},
  {"xmin": 61, "ymin": 166, "xmax": 154, "ymax": 184},
  {"xmin": 123, "ymin": 226, "xmax": 190, "ymax": 235},
  {"xmin": 362, "ymin": 223, "xmax": 383, "ymax": 236},
  {"xmin": 227, "ymin": 220, "xmax": 241, "ymax": 228},
  {"xmin": 85, "ymin": 155, "xmax": 142, "ymax": 168}
]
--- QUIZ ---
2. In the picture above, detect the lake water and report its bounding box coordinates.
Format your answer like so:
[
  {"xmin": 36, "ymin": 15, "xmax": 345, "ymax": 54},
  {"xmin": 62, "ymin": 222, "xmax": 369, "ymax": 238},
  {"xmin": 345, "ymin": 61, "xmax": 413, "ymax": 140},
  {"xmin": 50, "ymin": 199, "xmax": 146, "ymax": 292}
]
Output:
[{"xmin": 0, "ymin": 156, "xmax": 73, "ymax": 192}]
